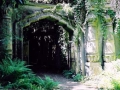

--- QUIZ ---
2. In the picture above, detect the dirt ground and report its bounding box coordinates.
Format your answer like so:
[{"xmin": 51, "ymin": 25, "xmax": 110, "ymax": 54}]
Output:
[{"xmin": 37, "ymin": 72, "xmax": 98, "ymax": 90}]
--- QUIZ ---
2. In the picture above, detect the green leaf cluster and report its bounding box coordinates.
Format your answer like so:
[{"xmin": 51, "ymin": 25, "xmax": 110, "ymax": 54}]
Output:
[
  {"xmin": 0, "ymin": 0, "xmax": 29, "ymax": 8},
  {"xmin": 39, "ymin": 76, "xmax": 59, "ymax": 90},
  {"xmin": 73, "ymin": 74, "xmax": 83, "ymax": 82},
  {"xmin": 63, "ymin": 70, "xmax": 75, "ymax": 79},
  {"xmin": 73, "ymin": 0, "xmax": 86, "ymax": 45},
  {"xmin": 112, "ymin": 80, "xmax": 120, "ymax": 90},
  {"xmin": 63, "ymin": 70, "xmax": 83, "ymax": 82},
  {"xmin": 88, "ymin": 0, "xmax": 112, "ymax": 38},
  {"xmin": 0, "ymin": 58, "xmax": 58, "ymax": 89}
]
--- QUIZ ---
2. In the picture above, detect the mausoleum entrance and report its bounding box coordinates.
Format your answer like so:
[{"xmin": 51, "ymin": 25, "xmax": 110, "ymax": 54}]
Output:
[{"xmin": 23, "ymin": 19, "xmax": 70, "ymax": 73}]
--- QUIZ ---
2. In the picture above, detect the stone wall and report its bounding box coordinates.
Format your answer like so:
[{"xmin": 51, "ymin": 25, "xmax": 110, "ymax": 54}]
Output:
[
  {"xmin": 0, "ymin": 1, "xmax": 117, "ymax": 75},
  {"xmin": 86, "ymin": 14, "xmax": 115, "ymax": 75}
]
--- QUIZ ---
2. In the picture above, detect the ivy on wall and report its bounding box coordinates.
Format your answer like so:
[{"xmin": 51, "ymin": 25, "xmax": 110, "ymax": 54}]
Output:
[
  {"xmin": 86, "ymin": 0, "xmax": 117, "ymax": 68},
  {"xmin": 73, "ymin": 0, "xmax": 86, "ymax": 45}
]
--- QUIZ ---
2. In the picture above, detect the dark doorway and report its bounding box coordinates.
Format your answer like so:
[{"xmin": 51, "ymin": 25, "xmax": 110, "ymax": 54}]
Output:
[{"xmin": 23, "ymin": 19, "xmax": 69, "ymax": 73}]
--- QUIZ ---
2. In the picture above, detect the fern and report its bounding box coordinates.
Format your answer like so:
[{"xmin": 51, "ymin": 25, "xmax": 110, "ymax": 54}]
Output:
[
  {"xmin": 63, "ymin": 70, "xmax": 74, "ymax": 79},
  {"xmin": 73, "ymin": 74, "xmax": 83, "ymax": 82},
  {"xmin": 0, "ymin": 58, "xmax": 32, "ymax": 86},
  {"xmin": 41, "ymin": 76, "xmax": 58, "ymax": 90},
  {"xmin": 36, "ymin": 76, "xmax": 59, "ymax": 90},
  {"xmin": 0, "ymin": 58, "xmax": 58, "ymax": 89}
]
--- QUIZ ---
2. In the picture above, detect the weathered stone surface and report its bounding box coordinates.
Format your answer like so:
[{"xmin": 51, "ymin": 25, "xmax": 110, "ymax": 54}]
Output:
[
  {"xmin": 89, "ymin": 62, "xmax": 103, "ymax": 76},
  {"xmin": 0, "ymin": 7, "xmax": 13, "ymax": 59}
]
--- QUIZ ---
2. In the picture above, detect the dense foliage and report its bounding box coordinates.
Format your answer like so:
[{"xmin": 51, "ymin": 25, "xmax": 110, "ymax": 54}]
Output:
[
  {"xmin": 1, "ymin": 0, "xmax": 120, "ymax": 89},
  {"xmin": 95, "ymin": 59, "xmax": 120, "ymax": 89},
  {"xmin": 0, "ymin": 58, "xmax": 58, "ymax": 89},
  {"xmin": 0, "ymin": 0, "xmax": 23, "ymax": 7},
  {"xmin": 63, "ymin": 70, "xmax": 84, "ymax": 82}
]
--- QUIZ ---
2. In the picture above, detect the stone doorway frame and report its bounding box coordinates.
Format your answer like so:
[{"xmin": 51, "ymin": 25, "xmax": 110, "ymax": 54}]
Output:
[{"xmin": 13, "ymin": 11, "xmax": 75, "ymax": 70}]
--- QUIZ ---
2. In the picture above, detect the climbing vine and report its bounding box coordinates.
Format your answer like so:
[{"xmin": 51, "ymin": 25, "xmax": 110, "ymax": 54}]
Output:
[
  {"xmin": 87, "ymin": 0, "xmax": 116, "ymax": 67},
  {"xmin": 73, "ymin": 0, "xmax": 86, "ymax": 45}
]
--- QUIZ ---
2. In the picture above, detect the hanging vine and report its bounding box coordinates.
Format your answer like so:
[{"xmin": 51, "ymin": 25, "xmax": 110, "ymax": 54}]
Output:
[
  {"xmin": 73, "ymin": 0, "xmax": 86, "ymax": 45},
  {"xmin": 87, "ymin": 0, "xmax": 113, "ymax": 68}
]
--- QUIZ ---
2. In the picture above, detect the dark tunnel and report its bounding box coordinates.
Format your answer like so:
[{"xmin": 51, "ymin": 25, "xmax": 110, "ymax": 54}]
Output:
[{"xmin": 23, "ymin": 19, "xmax": 70, "ymax": 73}]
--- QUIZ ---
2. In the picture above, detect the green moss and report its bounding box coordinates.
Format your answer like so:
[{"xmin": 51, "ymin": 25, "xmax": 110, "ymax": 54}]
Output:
[{"xmin": 25, "ymin": 3, "xmax": 55, "ymax": 9}]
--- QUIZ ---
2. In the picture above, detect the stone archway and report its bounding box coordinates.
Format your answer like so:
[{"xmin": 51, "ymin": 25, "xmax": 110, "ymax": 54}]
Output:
[
  {"xmin": 13, "ymin": 9, "xmax": 74, "ymax": 72},
  {"xmin": 23, "ymin": 19, "xmax": 71, "ymax": 72}
]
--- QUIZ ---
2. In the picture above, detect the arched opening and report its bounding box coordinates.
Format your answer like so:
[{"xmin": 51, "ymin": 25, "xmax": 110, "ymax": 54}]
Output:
[{"xmin": 23, "ymin": 19, "xmax": 71, "ymax": 73}]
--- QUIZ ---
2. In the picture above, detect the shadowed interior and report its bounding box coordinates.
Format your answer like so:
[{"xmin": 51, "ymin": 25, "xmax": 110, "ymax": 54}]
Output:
[{"xmin": 23, "ymin": 19, "xmax": 69, "ymax": 73}]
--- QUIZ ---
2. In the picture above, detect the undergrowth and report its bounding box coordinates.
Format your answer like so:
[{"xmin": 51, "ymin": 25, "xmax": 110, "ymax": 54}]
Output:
[
  {"xmin": 112, "ymin": 79, "xmax": 120, "ymax": 90},
  {"xmin": 96, "ymin": 59, "xmax": 120, "ymax": 90},
  {"xmin": 63, "ymin": 70, "xmax": 84, "ymax": 82},
  {"xmin": 0, "ymin": 58, "xmax": 58, "ymax": 90}
]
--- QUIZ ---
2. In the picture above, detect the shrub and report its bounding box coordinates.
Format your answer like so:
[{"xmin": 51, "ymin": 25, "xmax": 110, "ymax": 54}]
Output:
[
  {"xmin": 96, "ymin": 59, "xmax": 120, "ymax": 89},
  {"xmin": 63, "ymin": 70, "xmax": 83, "ymax": 82},
  {"xmin": 73, "ymin": 74, "xmax": 83, "ymax": 82},
  {"xmin": 0, "ymin": 58, "xmax": 31, "ymax": 86},
  {"xmin": 112, "ymin": 79, "xmax": 120, "ymax": 90},
  {"xmin": 39, "ymin": 76, "xmax": 58, "ymax": 90},
  {"xmin": 63, "ymin": 70, "xmax": 74, "ymax": 79},
  {"xmin": 0, "ymin": 58, "xmax": 58, "ymax": 89}
]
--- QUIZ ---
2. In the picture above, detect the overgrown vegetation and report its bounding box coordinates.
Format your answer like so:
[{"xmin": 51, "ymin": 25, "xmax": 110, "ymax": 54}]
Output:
[
  {"xmin": 1, "ymin": 0, "xmax": 120, "ymax": 89},
  {"xmin": 112, "ymin": 80, "xmax": 120, "ymax": 90},
  {"xmin": 73, "ymin": 73, "xmax": 83, "ymax": 82},
  {"xmin": 39, "ymin": 76, "xmax": 58, "ymax": 90},
  {"xmin": 0, "ymin": 58, "xmax": 58, "ymax": 89},
  {"xmin": 93, "ymin": 59, "xmax": 120, "ymax": 89},
  {"xmin": 63, "ymin": 70, "xmax": 74, "ymax": 79},
  {"xmin": 63, "ymin": 70, "xmax": 84, "ymax": 82},
  {"xmin": 73, "ymin": 0, "xmax": 86, "ymax": 44}
]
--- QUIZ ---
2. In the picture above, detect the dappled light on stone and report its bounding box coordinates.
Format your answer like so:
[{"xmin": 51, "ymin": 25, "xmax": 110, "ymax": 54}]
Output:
[{"xmin": 1, "ymin": 0, "xmax": 120, "ymax": 89}]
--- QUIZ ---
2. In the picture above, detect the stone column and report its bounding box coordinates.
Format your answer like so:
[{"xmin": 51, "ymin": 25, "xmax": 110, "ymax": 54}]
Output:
[
  {"xmin": 0, "ymin": 7, "xmax": 13, "ymax": 59},
  {"xmin": 81, "ymin": 32, "xmax": 86, "ymax": 75},
  {"xmin": 76, "ymin": 41, "xmax": 81, "ymax": 74},
  {"xmin": 20, "ymin": 25, "xmax": 23, "ymax": 60},
  {"xmin": 15, "ymin": 23, "xmax": 23, "ymax": 60},
  {"xmin": 86, "ymin": 20, "xmax": 103, "ymax": 75},
  {"xmin": 13, "ymin": 22, "xmax": 18, "ymax": 58},
  {"xmin": 104, "ymin": 22, "xmax": 115, "ymax": 62}
]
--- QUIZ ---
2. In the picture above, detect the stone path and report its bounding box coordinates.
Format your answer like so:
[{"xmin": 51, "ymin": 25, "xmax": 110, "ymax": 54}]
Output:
[{"xmin": 37, "ymin": 72, "xmax": 98, "ymax": 90}]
